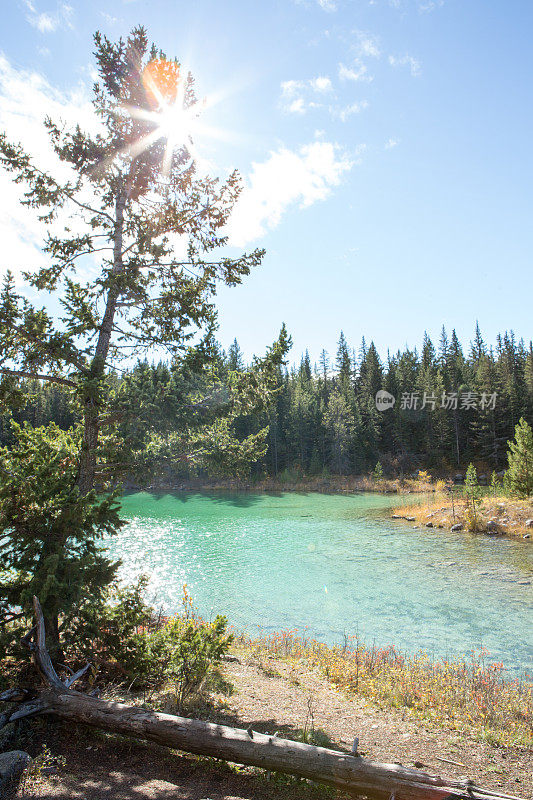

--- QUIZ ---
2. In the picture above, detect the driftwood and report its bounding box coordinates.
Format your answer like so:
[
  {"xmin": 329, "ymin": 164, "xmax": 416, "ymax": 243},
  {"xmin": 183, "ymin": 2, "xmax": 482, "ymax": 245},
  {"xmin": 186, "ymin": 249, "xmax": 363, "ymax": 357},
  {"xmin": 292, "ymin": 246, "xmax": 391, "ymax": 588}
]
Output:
[{"xmin": 0, "ymin": 598, "xmax": 527, "ymax": 800}]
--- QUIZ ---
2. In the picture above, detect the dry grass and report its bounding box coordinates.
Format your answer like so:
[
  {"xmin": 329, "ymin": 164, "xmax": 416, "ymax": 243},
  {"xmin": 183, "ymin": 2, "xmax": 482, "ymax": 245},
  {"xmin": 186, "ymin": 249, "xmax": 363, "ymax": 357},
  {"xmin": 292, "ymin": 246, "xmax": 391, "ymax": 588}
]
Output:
[
  {"xmin": 393, "ymin": 494, "xmax": 533, "ymax": 539},
  {"xmin": 241, "ymin": 631, "xmax": 533, "ymax": 748}
]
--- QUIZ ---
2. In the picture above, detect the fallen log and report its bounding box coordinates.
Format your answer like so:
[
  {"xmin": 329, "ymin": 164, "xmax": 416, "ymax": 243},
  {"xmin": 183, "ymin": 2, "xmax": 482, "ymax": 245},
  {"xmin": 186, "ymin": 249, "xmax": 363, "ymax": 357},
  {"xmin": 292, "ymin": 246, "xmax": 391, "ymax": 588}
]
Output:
[{"xmin": 0, "ymin": 597, "xmax": 526, "ymax": 800}]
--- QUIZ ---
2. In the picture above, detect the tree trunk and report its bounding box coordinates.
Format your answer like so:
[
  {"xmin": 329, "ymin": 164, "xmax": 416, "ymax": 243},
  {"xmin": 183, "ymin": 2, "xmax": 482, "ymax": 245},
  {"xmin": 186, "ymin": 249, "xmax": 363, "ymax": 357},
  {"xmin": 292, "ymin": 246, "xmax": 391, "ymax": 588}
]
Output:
[
  {"xmin": 0, "ymin": 598, "xmax": 526, "ymax": 800},
  {"xmin": 77, "ymin": 187, "xmax": 126, "ymax": 496}
]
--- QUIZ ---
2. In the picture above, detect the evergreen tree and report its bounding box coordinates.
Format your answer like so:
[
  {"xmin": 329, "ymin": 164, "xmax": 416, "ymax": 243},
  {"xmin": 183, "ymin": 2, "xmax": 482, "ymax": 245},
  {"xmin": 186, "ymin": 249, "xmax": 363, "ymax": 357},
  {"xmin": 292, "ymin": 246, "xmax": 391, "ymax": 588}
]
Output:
[
  {"xmin": 336, "ymin": 331, "xmax": 352, "ymax": 385},
  {"xmin": 0, "ymin": 27, "xmax": 288, "ymax": 643},
  {"xmin": 0, "ymin": 422, "xmax": 122, "ymax": 655},
  {"xmin": 227, "ymin": 338, "xmax": 244, "ymax": 371},
  {"xmin": 506, "ymin": 417, "xmax": 533, "ymax": 497},
  {"xmin": 324, "ymin": 388, "xmax": 354, "ymax": 474}
]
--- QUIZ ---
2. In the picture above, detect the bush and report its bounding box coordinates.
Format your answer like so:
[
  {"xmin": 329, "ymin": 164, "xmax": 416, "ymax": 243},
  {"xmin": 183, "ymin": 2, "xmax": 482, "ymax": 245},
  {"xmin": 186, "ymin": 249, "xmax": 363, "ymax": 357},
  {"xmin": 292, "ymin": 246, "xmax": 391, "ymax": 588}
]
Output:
[
  {"xmin": 372, "ymin": 462, "xmax": 384, "ymax": 482},
  {"xmin": 66, "ymin": 582, "xmax": 233, "ymax": 711}
]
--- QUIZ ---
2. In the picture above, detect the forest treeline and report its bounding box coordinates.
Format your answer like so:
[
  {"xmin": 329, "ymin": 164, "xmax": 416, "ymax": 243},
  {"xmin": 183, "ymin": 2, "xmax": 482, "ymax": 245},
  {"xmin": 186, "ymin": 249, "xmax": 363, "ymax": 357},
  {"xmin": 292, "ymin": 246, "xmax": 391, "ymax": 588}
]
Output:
[{"xmin": 2, "ymin": 324, "xmax": 532, "ymax": 479}]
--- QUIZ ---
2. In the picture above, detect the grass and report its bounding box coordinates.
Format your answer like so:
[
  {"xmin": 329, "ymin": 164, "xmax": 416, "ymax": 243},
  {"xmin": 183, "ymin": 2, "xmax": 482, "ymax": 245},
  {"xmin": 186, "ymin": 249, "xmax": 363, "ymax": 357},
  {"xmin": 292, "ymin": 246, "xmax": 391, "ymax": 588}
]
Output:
[{"xmin": 241, "ymin": 630, "xmax": 533, "ymax": 748}]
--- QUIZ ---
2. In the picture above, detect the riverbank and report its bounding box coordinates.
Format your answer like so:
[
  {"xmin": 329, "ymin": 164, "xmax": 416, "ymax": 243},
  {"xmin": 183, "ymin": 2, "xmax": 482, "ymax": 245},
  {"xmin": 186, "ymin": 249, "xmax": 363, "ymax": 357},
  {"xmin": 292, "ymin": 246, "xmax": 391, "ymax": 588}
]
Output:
[
  {"xmin": 392, "ymin": 494, "xmax": 533, "ymax": 540},
  {"xmin": 129, "ymin": 473, "xmax": 432, "ymax": 495},
  {"xmin": 17, "ymin": 642, "xmax": 532, "ymax": 799}
]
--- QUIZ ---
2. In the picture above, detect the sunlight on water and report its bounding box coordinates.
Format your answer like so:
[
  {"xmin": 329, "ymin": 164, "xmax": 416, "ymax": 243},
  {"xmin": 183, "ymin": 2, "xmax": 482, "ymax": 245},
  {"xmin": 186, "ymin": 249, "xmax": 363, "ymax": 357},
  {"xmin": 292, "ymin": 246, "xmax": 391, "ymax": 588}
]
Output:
[{"xmin": 110, "ymin": 491, "xmax": 533, "ymax": 675}]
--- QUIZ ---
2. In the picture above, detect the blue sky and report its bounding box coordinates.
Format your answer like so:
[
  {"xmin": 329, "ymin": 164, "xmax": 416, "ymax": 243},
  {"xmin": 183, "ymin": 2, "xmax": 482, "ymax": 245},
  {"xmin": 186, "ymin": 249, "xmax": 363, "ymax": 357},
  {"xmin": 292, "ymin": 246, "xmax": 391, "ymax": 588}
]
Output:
[{"xmin": 1, "ymin": 0, "xmax": 532, "ymax": 365}]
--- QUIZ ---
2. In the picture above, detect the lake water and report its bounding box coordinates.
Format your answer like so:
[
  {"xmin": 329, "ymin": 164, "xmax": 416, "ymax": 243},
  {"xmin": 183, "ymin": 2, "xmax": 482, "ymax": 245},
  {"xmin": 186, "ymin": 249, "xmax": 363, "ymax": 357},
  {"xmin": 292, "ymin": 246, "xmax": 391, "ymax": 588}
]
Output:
[{"xmin": 112, "ymin": 491, "xmax": 533, "ymax": 675}]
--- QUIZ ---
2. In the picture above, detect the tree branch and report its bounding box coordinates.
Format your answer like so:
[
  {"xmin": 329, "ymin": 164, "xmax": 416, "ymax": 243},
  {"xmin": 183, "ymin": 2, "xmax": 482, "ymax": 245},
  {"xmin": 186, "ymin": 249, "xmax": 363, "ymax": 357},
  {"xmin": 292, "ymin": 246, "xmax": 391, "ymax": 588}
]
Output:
[{"xmin": 0, "ymin": 368, "xmax": 77, "ymax": 388}]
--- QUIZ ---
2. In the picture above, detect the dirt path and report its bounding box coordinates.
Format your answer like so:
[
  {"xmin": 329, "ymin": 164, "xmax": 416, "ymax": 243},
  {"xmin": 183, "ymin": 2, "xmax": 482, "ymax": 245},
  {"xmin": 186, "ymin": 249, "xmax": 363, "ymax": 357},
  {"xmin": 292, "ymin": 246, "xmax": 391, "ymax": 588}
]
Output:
[{"xmin": 19, "ymin": 651, "xmax": 532, "ymax": 799}]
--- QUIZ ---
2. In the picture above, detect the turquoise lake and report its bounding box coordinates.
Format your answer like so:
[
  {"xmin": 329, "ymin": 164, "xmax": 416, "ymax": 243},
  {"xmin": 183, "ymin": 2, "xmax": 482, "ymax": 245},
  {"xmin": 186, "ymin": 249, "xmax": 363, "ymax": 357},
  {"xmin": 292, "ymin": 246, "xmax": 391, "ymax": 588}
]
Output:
[{"xmin": 112, "ymin": 491, "xmax": 533, "ymax": 675}]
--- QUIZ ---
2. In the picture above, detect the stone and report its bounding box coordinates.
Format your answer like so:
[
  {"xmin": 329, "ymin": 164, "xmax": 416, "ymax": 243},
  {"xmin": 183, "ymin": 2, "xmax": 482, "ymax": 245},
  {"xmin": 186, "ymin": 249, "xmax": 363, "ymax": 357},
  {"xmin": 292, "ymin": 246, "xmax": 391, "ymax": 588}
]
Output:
[
  {"xmin": 451, "ymin": 523, "xmax": 463, "ymax": 532},
  {"xmin": 0, "ymin": 722, "xmax": 17, "ymax": 752},
  {"xmin": 486, "ymin": 519, "xmax": 499, "ymax": 533},
  {"xmin": 523, "ymin": 534, "xmax": 531, "ymax": 539},
  {"xmin": 0, "ymin": 751, "xmax": 31, "ymax": 800},
  {"xmin": 525, "ymin": 519, "xmax": 533, "ymax": 528},
  {"xmin": 425, "ymin": 522, "xmax": 434, "ymax": 528}
]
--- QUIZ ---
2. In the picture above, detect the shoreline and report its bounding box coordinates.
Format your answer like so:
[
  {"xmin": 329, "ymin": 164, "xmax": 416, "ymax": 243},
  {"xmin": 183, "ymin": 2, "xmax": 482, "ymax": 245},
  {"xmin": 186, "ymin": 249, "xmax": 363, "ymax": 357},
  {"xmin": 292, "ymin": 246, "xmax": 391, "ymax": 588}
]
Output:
[
  {"xmin": 392, "ymin": 494, "xmax": 533, "ymax": 541},
  {"xmin": 125, "ymin": 474, "xmax": 431, "ymax": 495}
]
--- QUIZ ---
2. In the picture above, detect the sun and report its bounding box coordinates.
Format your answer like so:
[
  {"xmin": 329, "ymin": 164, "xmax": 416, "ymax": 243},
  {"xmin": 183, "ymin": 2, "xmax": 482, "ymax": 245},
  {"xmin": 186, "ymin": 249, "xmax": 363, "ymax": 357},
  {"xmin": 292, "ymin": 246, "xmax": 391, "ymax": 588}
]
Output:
[{"xmin": 118, "ymin": 59, "xmax": 205, "ymax": 173}]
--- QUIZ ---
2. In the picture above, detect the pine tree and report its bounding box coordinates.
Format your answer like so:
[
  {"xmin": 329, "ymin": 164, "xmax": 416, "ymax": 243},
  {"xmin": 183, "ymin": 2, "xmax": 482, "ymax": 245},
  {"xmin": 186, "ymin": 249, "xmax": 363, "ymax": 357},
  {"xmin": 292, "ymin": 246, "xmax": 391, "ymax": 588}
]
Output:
[
  {"xmin": 470, "ymin": 321, "xmax": 486, "ymax": 365},
  {"xmin": 0, "ymin": 27, "xmax": 288, "ymax": 644},
  {"xmin": 336, "ymin": 331, "xmax": 352, "ymax": 384},
  {"xmin": 506, "ymin": 417, "xmax": 533, "ymax": 497},
  {"xmin": 324, "ymin": 388, "xmax": 354, "ymax": 474},
  {"xmin": 227, "ymin": 338, "xmax": 244, "ymax": 371},
  {"xmin": 0, "ymin": 422, "xmax": 122, "ymax": 655}
]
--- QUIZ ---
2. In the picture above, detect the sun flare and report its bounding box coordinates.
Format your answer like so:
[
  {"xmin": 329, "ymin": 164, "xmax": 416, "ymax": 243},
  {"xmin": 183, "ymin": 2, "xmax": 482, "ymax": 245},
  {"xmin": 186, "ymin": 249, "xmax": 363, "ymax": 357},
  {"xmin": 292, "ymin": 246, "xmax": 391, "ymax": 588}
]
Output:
[{"xmin": 118, "ymin": 58, "xmax": 218, "ymax": 174}]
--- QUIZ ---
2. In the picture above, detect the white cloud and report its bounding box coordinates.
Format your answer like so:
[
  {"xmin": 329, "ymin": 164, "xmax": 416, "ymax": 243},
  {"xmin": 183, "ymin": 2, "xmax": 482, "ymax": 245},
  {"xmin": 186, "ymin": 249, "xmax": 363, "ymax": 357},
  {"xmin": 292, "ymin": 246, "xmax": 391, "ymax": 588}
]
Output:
[
  {"xmin": 100, "ymin": 11, "xmax": 119, "ymax": 25},
  {"xmin": 226, "ymin": 142, "xmax": 353, "ymax": 246},
  {"xmin": 335, "ymin": 100, "xmax": 369, "ymax": 122},
  {"xmin": 24, "ymin": 1, "xmax": 74, "ymax": 34},
  {"xmin": 317, "ymin": 0, "xmax": 337, "ymax": 10},
  {"xmin": 338, "ymin": 61, "xmax": 373, "ymax": 83},
  {"xmin": 389, "ymin": 54, "xmax": 421, "ymax": 76},
  {"xmin": 280, "ymin": 75, "xmax": 333, "ymax": 114},
  {"xmin": 288, "ymin": 97, "xmax": 306, "ymax": 114},
  {"xmin": 281, "ymin": 79, "xmax": 304, "ymax": 98},
  {"xmin": 385, "ymin": 138, "xmax": 399, "ymax": 149},
  {"xmin": 419, "ymin": 0, "xmax": 444, "ymax": 11},
  {"xmin": 352, "ymin": 30, "xmax": 381, "ymax": 59},
  {"xmin": 309, "ymin": 76, "xmax": 333, "ymax": 93},
  {"xmin": 0, "ymin": 54, "xmax": 98, "ymax": 278}
]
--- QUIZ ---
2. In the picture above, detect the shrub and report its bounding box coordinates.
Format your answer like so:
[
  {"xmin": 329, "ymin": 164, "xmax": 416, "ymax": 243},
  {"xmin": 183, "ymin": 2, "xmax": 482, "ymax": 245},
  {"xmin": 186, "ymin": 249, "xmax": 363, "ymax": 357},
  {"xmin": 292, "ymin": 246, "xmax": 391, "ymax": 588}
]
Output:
[
  {"xmin": 372, "ymin": 462, "xmax": 384, "ymax": 482},
  {"xmin": 67, "ymin": 583, "xmax": 233, "ymax": 710}
]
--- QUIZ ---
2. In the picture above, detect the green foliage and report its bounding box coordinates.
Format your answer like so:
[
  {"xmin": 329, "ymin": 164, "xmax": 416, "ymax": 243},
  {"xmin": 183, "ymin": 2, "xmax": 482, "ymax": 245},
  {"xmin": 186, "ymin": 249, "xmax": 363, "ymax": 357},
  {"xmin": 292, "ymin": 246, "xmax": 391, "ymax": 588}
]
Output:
[
  {"xmin": 71, "ymin": 583, "xmax": 233, "ymax": 712},
  {"xmin": 152, "ymin": 610, "xmax": 233, "ymax": 712},
  {"xmin": 464, "ymin": 463, "xmax": 482, "ymax": 531},
  {"xmin": 506, "ymin": 417, "xmax": 533, "ymax": 497},
  {"xmin": 0, "ymin": 420, "xmax": 122, "ymax": 652}
]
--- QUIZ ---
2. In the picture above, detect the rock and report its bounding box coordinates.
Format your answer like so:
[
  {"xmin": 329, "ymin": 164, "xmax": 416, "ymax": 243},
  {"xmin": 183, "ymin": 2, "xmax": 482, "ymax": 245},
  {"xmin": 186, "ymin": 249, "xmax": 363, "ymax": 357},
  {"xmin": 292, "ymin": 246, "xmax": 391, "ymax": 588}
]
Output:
[
  {"xmin": 391, "ymin": 514, "xmax": 402, "ymax": 519},
  {"xmin": 454, "ymin": 473, "xmax": 464, "ymax": 484},
  {"xmin": 451, "ymin": 523, "xmax": 463, "ymax": 532},
  {"xmin": 0, "ymin": 722, "xmax": 17, "ymax": 752},
  {"xmin": 486, "ymin": 519, "xmax": 499, "ymax": 533},
  {"xmin": 0, "ymin": 751, "xmax": 31, "ymax": 800},
  {"xmin": 523, "ymin": 534, "xmax": 531, "ymax": 539},
  {"xmin": 425, "ymin": 522, "xmax": 434, "ymax": 528},
  {"xmin": 437, "ymin": 524, "xmax": 443, "ymax": 529},
  {"xmin": 525, "ymin": 519, "xmax": 533, "ymax": 528},
  {"xmin": 405, "ymin": 516, "xmax": 416, "ymax": 522}
]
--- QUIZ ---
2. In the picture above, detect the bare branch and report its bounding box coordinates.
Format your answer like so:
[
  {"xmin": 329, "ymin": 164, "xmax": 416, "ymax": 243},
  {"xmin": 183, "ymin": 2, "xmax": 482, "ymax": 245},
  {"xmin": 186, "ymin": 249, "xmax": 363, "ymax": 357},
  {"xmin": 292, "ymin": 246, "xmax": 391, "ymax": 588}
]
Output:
[{"xmin": 32, "ymin": 596, "xmax": 66, "ymax": 691}]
